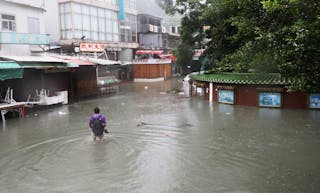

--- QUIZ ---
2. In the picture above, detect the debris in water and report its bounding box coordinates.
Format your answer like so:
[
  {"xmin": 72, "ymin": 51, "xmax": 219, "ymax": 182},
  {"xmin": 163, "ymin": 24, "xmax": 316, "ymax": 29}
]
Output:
[{"xmin": 136, "ymin": 121, "xmax": 147, "ymax": 127}]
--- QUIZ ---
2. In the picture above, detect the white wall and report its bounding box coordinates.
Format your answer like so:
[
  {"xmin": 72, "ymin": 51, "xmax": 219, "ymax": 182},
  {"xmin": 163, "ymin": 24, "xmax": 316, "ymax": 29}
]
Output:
[
  {"xmin": 44, "ymin": 0, "xmax": 60, "ymax": 44},
  {"xmin": 0, "ymin": 1, "xmax": 46, "ymax": 56}
]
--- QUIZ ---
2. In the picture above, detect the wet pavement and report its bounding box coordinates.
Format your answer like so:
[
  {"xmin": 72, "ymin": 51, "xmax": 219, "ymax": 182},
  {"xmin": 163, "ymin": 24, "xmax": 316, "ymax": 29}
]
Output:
[{"xmin": 0, "ymin": 79, "xmax": 320, "ymax": 193}]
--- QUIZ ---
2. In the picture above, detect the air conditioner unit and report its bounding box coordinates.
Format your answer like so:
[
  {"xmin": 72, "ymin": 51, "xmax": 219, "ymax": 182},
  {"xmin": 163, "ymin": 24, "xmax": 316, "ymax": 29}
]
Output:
[
  {"xmin": 161, "ymin": 27, "xmax": 166, "ymax": 33},
  {"xmin": 153, "ymin": 26, "xmax": 159, "ymax": 33},
  {"xmin": 149, "ymin": 24, "xmax": 154, "ymax": 32}
]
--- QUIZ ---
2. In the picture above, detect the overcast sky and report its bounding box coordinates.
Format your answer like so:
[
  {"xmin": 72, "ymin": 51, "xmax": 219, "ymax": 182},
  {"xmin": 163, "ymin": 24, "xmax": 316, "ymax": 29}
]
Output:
[{"xmin": 136, "ymin": 0, "xmax": 166, "ymax": 18}]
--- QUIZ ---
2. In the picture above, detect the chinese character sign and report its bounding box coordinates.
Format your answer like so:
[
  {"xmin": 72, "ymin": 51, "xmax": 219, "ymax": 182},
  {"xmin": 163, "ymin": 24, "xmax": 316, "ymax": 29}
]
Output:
[{"xmin": 79, "ymin": 43, "xmax": 105, "ymax": 52}]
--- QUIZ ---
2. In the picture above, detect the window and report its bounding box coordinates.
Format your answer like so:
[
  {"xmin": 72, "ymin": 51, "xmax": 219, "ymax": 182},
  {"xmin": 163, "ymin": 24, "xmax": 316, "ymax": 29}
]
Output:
[
  {"xmin": 58, "ymin": 2, "xmax": 130, "ymax": 42},
  {"xmin": 91, "ymin": 16, "xmax": 98, "ymax": 30},
  {"xmin": 74, "ymin": 14, "xmax": 82, "ymax": 29},
  {"xmin": 75, "ymin": 30, "xmax": 83, "ymax": 39},
  {"xmin": 66, "ymin": 30, "xmax": 72, "ymax": 39},
  {"xmin": 171, "ymin": 26, "xmax": 176, "ymax": 33},
  {"xmin": 82, "ymin": 5, "xmax": 90, "ymax": 15},
  {"xmin": 99, "ymin": 18, "xmax": 105, "ymax": 33},
  {"xmin": 65, "ymin": 14, "xmax": 72, "ymax": 29},
  {"xmin": 64, "ymin": 3, "xmax": 71, "ymax": 12},
  {"xmin": 91, "ymin": 7, "xmax": 97, "ymax": 16},
  {"xmin": 28, "ymin": 17, "xmax": 39, "ymax": 34},
  {"xmin": 60, "ymin": 15, "xmax": 65, "ymax": 30},
  {"xmin": 73, "ymin": 3, "xmax": 81, "ymax": 13},
  {"xmin": 83, "ymin": 15, "xmax": 90, "ymax": 30},
  {"xmin": 98, "ymin": 8, "xmax": 105, "ymax": 17},
  {"xmin": 119, "ymin": 14, "xmax": 137, "ymax": 43},
  {"xmin": 1, "ymin": 14, "xmax": 16, "ymax": 31},
  {"xmin": 106, "ymin": 20, "xmax": 112, "ymax": 33},
  {"xmin": 113, "ymin": 21, "xmax": 119, "ymax": 33}
]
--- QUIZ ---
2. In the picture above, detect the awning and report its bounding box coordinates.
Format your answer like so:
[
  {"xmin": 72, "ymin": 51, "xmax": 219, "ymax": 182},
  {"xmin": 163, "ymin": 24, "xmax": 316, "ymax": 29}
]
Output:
[
  {"xmin": 84, "ymin": 57, "xmax": 120, "ymax": 65},
  {"xmin": 66, "ymin": 62, "xmax": 79, "ymax": 68},
  {"xmin": 0, "ymin": 61, "xmax": 23, "ymax": 80},
  {"xmin": 0, "ymin": 55, "xmax": 68, "ymax": 68},
  {"xmin": 0, "ymin": 61, "xmax": 21, "ymax": 69},
  {"xmin": 50, "ymin": 55, "xmax": 95, "ymax": 66}
]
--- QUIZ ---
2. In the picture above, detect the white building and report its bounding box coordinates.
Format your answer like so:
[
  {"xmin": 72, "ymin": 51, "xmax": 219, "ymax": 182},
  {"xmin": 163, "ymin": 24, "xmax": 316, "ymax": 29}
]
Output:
[
  {"xmin": 44, "ymin": 0, "xmax": 139, "ymax": 64},
  {"xmin": 0, "ymin": 0, "xmax": 49, "ymax": 56}
]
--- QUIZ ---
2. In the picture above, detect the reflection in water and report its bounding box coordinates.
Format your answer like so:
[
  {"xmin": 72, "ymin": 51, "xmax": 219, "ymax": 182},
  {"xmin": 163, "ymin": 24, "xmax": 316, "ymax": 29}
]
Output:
[{"xmin": 0, "ymin": 80, "xmax": 320, "ymax": 193}]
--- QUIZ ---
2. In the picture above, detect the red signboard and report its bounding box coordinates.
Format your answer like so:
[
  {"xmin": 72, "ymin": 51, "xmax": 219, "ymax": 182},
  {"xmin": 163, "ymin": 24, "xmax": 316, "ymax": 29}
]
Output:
[{"xmin": 79, "ymin": 43, "xmax": 105, "ymax": 52}]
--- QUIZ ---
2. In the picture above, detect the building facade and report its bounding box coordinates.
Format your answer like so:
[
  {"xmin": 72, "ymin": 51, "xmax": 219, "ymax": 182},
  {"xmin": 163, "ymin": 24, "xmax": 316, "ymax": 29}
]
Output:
[
  {"xmin": 0, "ymin": 0, "xmax": 49, "ymax": 56},
  {"xmin": 136, "ymin": 0, "xmax": 180, "ymax": 52},
  {"xmin": 190, "ymin": 73, "xmax": 320, "ymax": 109},
  {"xmin": 46, "ymin": 0, "xmax": 138, "ymax": 63}
]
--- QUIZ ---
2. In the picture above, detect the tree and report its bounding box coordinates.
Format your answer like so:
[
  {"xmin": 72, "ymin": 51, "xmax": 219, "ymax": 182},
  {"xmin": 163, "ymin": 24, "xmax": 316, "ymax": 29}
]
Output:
[
  {"xmin": 160, "ymin": 0, "xmax": 208, "ymax": 75},
  {"xmin": 169, "ymin": 0, "xmax": 320, "ymax": 92}
]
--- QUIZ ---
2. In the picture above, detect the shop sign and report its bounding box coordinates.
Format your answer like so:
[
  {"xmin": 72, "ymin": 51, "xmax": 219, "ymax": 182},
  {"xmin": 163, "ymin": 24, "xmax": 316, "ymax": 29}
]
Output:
[
  {"xmin": 218, "ymin": 90, "xmax": 235, "ymax": 104},
  {"xmin": 80, "ymin": 43, "xmax": 105, "ymax": 52},
  {"xmin": 0, "ymin": 32, "xmax": 49, "ymax": 45}
]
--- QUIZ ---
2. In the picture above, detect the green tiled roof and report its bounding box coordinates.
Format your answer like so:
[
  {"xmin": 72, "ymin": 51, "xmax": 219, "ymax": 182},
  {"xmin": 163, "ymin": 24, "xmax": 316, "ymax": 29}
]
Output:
[{"xmin": 190, "ymin": 73, "xmax": 298, "ymax": 85}]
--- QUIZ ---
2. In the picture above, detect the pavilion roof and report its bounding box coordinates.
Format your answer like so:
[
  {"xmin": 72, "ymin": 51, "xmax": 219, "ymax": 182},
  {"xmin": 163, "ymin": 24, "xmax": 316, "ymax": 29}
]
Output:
[{"xmin": 190, "ymin": 73, "xmax": 299, "ymax": 85}]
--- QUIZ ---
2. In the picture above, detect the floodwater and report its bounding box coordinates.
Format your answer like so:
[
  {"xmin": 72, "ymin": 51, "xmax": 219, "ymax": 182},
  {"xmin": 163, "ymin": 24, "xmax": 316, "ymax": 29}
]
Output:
[{"xmin": 0, "ymin": 79, "xmax": 320, "ymax": 193}]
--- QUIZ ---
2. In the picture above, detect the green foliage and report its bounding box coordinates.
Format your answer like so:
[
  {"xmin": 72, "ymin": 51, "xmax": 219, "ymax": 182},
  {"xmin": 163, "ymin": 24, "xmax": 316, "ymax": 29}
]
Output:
[{"xmin": 169, "ymin": 0, "xmax": 320, "ymax": 92}]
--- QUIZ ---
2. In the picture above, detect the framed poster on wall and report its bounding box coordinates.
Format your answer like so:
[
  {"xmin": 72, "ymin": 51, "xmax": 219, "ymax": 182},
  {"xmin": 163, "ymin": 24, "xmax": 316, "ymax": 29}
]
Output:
[
  {"xmin": 218, "ymin": 90, "xmax": 234, "ymax": 104},
  {"xmin": 309, "ymin": 94, "xmax": 320, "ymax": 109},
  {"xmin": 259, "ymin": 92, "xmax": 281, "ymax": 107}
]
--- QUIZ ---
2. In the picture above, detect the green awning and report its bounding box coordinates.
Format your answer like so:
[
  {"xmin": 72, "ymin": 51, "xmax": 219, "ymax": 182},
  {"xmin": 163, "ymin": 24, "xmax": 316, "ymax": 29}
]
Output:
[
  {"xmin": 0, "ymin": 61, "xmax": 23, "ymax": 80},
  {"xmin": 0, "ymin": 61, "xmax": 21, "ymax": 69}
]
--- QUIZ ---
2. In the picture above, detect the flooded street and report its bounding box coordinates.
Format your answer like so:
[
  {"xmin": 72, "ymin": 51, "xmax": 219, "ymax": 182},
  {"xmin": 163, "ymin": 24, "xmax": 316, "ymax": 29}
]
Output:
[{"xmin": 0, "ymin": 80, "xmax": 320, "ymax": 193}]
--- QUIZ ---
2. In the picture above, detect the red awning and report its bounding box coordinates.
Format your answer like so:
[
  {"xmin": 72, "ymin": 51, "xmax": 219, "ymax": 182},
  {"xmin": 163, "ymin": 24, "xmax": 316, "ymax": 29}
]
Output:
[{"xmin": 160, "ymin": 54, "xmax": 177, "ymax": 61}]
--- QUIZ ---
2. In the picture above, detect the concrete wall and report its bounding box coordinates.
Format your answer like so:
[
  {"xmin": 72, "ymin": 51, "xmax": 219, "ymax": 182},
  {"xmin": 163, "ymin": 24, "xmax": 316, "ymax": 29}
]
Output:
[
  {"xmin": 119, "ymin": 48, "xmax": 133, "ymax": 63},
  {"xmin": 138, "ymin": 33, "xmax": 163, "ymax": 49},
  {"xmin": 0, "ymin": 1, "xmax": 46, "ymax": 56},
  {"xmin": 201, "ymin": 83, "xmax": 310, "ymax": 109},
  {"xmin": 44, "ymin": 0, "xmax": 60, "ymax": 44}
]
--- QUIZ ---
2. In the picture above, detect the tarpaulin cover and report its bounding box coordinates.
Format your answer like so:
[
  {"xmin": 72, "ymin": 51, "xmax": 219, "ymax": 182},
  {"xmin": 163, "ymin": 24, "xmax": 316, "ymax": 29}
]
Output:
[{"xmin": 0, "ymin": 61, "xmax": 23, "ymax": 80}]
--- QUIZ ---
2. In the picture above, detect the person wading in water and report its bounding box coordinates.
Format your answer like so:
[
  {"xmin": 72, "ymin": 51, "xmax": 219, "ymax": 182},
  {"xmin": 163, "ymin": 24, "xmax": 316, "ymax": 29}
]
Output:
[{"xmin": 89, "ymin": 107, "xmax": 108, "ymax": 142}]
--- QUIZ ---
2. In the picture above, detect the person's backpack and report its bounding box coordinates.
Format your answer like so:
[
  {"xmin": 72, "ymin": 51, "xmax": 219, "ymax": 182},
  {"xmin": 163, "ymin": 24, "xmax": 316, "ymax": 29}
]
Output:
[{"xmin": 92, "ymin": 118, "xmax": 104, "ymax": 135}]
